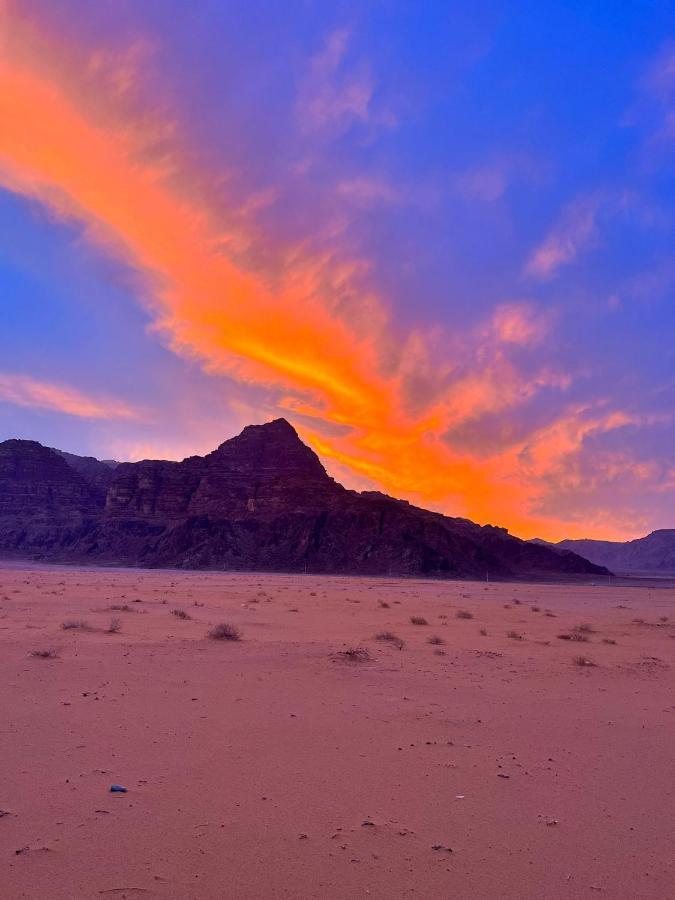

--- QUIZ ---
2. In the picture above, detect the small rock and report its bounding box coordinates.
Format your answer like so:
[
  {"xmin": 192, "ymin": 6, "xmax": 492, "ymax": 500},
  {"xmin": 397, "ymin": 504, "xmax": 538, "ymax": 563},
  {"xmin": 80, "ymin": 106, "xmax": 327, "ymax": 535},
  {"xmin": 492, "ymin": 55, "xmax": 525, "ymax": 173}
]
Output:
[{"xmin": 432, "ymin": 844, "xmax": 453, "ymax": 852}]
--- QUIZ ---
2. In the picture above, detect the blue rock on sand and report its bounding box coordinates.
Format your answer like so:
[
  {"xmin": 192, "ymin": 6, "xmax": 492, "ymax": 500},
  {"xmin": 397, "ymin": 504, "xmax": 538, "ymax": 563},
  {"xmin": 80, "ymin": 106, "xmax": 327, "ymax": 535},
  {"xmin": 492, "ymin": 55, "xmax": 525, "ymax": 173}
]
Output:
[{"xmin": 110, "ymin": 784, "xmax": 128, "ymax": 793}]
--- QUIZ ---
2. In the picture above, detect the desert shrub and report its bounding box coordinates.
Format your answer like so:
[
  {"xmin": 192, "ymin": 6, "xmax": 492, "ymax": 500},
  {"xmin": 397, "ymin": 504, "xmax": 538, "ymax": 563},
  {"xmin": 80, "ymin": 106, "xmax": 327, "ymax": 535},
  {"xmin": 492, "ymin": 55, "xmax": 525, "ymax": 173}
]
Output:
[
  {"xmin": 410, "ymin": 616, "xmax": 428, "ymax": 626},
  {"xmin": 61, "ymin": 620, "xmax": 89, "ymax": 631},
  {"xmin": 574, "ymin": 623, "xmax": 595, "ymax": 634},
  {"xmin": 479, "ymin": 628, "xmax": 488, "ymax": 636},
  {"xmin": 557, "ymin": 633, "xmax": 588, "ymax": 642},
  {"xmin": 531, "ymin": 606, "xmax": 541, "ymax": 613},
  {"xmin": 456, "ymin": 610, "xmax": 473, "ymax": 620},
  {"xmin": 602, "ymin": 638, "xmax": 617, "ymax": 645},
  {"xmin": 171, "ymin": 608, "xmax": 191, "ymax": 620},
  {"xmin": 107, "ymin": 604, "xmax": 134, "ymax": 613},
  {"xmin": 377, "ymin": 600, "xmax": 391, "ymax": 609},
  {"xmin": 375, "ymin": 631, "xmax": 404, "ymax": 650},
  {"xmin": 106, "ymin": 618, "xmax": 122, "ymax": 634},
  {"xmin": 208, "ymin": 622, "xmax": 241, "ymax": 641},
  {"xmin": 29, "ymin": 648, "xmax": 58, "ymax": 658},
  {"xmin": 427, "ymin": 635, "xmax": 445, "ymax": 645},
  {"xmin": 573, "ymin": 655, "xmax": 597, "ymax": 667},
  {"xmin": 337, "ymin": 647, "xmax": 370, "ymax": 662},
  {"xmin": 507, "ymin": 630, "xmax": 523, "ymax": 640}
]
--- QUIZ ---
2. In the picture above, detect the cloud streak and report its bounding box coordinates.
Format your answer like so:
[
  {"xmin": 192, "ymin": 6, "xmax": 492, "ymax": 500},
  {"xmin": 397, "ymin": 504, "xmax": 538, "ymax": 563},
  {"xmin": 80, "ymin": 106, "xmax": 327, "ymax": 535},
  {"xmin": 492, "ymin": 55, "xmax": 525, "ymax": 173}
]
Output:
[{"xmin": 0, "ymin": 372, "xmax": 140, "ymax": 420}]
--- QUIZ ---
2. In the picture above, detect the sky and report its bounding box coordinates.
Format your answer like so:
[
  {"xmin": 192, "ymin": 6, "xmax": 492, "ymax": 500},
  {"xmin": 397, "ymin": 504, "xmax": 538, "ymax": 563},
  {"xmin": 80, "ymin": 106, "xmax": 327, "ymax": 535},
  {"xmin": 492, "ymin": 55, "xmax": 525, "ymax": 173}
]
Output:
[{"xmin": 1, "ymin": 0, "xmax": 674, "ymax": 542}]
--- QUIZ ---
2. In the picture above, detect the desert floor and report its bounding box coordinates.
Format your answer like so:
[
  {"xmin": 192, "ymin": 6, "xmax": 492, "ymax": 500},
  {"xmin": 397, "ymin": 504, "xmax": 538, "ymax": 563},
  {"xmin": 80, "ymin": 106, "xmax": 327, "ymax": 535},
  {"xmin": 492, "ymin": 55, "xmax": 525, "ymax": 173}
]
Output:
[{"xmin": 1, "ymin": 563, "xmax": 674, "ymax": 899}]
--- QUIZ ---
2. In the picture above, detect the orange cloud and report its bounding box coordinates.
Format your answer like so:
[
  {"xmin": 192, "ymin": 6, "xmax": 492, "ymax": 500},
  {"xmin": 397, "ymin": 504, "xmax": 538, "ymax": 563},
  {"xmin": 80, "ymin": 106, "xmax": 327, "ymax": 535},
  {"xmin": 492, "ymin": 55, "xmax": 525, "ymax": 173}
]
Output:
[
  {"xmin": 0, "ymin": 372, "xmax": 140, "ymax": 420},
  {"xmin": 0, "ymin": 6, "xmax": 644, "ymax": 542}
]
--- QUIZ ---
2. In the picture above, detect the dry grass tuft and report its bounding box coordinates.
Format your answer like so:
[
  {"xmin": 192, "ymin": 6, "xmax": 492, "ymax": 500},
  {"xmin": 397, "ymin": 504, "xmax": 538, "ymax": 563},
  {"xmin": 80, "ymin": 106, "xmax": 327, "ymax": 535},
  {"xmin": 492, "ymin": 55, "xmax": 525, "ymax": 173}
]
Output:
[
  {"xmin": 337, "ymin": 647, "xmax": 370, "ymax": 662},
  {"xmin": 602, "ymin": 638, "xmax": 617, "ymax": 645},
  {"xmin": 29, "ymin": 648, "xmax": 59, "ymax": 659},
  {"xmin": 573, "ymin": 655, "xmax": 597, "ymax": 667},
  {"xmin": 106, "ymin": 604, "xmax": 134, "ymax": 613},
  {"xmin": 208, "ymin": 622, "xmax": 242, "ymax": 641},
  {"xmin": 479, "ymin": 627, "xmax": 488, "ymax": 636},
  {"xmin": 410, "ymin": 616, "xmax": 428, "ymax": 626},
  {"xmin": 106, "ymin": 617, "xmax": 122, "ymax": 634},
  {"xmin": 377, "ymin": 600, "xmax": 391, "ymax": 609},
  {"xmin": 427, "ymin": 635, "xmax": 445, "ymax": 645},
  {"xmin": 375, "ymin": 631, "xmax": 404, "ymax": 650},
  {"xmin": 574, "ymin": 623, "xmax": 595, "ymax": 634},
  {"xmin": 456, "ymin": 610, "xmax": 474, "ymax": 620},
  {"xmin": 171, "ymin": 608, "xmax": 191, "ymax": 620},
  {"xmin": 557, "ymin": 632, "xmax": 588, "ymax": 642},
  {"xmin": 507, "ymin": 630, "xmax": 523, "ymax": 640},
  {"xmin": 61, "ymin": 620, "xmax": 89, "ymax": 631}
]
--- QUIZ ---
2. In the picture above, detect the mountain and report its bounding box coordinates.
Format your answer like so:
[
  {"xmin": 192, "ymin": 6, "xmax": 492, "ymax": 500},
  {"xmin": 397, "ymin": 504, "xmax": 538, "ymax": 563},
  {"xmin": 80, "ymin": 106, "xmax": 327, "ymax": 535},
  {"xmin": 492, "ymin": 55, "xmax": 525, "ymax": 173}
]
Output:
[
  {"xmin": 0, "ymin": 420, "xmax": 609, "ymax": 578},
  {"xmin": 557, "ymin": 531, "xmax": 675, "ymax": 574}
]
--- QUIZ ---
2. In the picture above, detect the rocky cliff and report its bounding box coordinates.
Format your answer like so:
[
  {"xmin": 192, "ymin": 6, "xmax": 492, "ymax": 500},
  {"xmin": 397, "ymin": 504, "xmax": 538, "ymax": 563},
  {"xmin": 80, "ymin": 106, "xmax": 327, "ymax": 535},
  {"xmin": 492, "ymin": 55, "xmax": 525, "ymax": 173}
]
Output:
[{"xmin": 0, "ymin": 420, "xmax": 610, "ymax": 579}]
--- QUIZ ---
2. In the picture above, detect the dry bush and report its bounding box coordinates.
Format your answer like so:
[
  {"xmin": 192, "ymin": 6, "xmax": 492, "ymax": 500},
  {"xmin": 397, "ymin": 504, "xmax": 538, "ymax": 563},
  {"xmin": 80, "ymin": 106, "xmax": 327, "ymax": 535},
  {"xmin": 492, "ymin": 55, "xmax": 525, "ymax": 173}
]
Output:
[
  {"xmin": 479, "ymin": 627, "xmax": 488, "ymax": 636},
  {"xmin": 574, "ymin": 623, "xmax": 595, "ymax": 634},
  {"xmin": 557, "ymin": 632, "xmax": 588, "ymax": 642},
  {"xmin": 106, "ymin": 618, "xmax": 122, "ymax": 634},
  {"xmin": 410, "ymin": 616, "xmax": 428, "ymax": 626},
  {"xmin": 507, "ymin": 630, "xmax": 523, "ymax": 640},
  {"xmin": 29, "ymin": 648, "xmax": 58, "ymax": 659},
  {"xmin": 337, "ymin": 647, "xmax": 370, "ymax": 662},
  {"xmin": 602, "ymin": 638, "xmax": 617, "ymax": 645},
  {"xmin": 427, "ymin": 635, "xmax": 445, "ymax": 645},
  {"xmin": 573, "ymin": 655, "xmax": 597, "ymax": 667},
  {"xmin": 106, "ymin": 604, "xmax": 134, "ymax": 613},
  {"xmin": 456, "ymin": 610, "xmax": 473, "ymax": 620},
  {"xmin": 375, "ymin": 631, "xmax": 405, "ymax": 650},
  {"xmin": 171, "ymin": 608, "xmax": 191, "ymax": 620},
  {"xmin": 208, "ymin": 622, "xmax": 242, "ymax": 641},
  {"xmin": 531, "ymin": 606, "xmax": 541, "ymax": 613},
  {"xmin": 378, "ymin": 600, "xmax": 391, "ymax": 609},
  {"xmin": 61, "ymin": 620, "xmax": 89, "ymax": 631}
]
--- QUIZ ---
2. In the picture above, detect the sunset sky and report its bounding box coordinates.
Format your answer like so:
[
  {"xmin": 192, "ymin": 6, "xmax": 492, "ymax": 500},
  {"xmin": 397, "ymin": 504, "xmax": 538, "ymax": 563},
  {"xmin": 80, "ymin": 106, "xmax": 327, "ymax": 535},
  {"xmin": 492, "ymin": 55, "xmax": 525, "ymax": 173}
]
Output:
[{"xmin": 1, "ymin": 0, "xmax": 674, "ymax": 541}]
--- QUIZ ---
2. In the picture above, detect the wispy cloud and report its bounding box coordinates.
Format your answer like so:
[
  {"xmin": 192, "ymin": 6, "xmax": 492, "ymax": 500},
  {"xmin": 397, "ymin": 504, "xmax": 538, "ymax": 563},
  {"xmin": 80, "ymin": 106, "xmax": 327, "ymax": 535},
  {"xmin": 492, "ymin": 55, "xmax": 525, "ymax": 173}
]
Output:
[
  {"xmin": 0, "ymin": 373, "xmax": 140, "ymax": 420},
  {"xmin": 296, "ymin": 28, "xmax": 394, "ymax": 137},
  {"xmin": 525, "ymin": 193, "xmax": 603, "ymax": 279}
]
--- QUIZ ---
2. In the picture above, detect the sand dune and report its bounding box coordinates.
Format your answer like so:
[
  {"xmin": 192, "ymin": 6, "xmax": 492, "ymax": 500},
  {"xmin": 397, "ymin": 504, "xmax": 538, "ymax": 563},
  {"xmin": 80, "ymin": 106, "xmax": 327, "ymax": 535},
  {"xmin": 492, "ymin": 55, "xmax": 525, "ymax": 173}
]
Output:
[{"xmin": 1, "ymin": 563, "xmax": 674, "ymax": 898}]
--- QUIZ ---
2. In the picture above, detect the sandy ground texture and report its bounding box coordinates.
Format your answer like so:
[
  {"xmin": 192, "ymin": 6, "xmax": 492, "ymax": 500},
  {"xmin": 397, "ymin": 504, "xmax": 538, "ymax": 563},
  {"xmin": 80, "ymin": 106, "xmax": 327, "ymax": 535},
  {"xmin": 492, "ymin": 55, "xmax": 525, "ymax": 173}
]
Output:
[{"xmin": 1, "ymin": 563, "xmax": 674, "ymax": 900}]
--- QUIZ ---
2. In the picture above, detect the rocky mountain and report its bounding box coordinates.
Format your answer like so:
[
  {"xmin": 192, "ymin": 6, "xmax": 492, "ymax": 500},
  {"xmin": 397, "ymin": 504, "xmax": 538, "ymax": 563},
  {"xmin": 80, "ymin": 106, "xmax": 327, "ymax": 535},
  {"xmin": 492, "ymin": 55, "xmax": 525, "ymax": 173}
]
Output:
[
  {"xmin": 0, "ymin": 420, "xmax": 610, "ymax": 578},
  {"xmin": 557, "ymin": 531, "xmax": 675, "ymax": 574}
]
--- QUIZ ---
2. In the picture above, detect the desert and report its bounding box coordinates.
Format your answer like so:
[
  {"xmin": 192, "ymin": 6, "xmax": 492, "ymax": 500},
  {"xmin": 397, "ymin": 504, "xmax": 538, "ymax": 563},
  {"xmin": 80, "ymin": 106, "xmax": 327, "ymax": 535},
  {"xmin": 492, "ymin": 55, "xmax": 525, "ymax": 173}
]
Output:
[{"xmin": 2, "ymin": 562, "xmax": 674, "ymax": 899}]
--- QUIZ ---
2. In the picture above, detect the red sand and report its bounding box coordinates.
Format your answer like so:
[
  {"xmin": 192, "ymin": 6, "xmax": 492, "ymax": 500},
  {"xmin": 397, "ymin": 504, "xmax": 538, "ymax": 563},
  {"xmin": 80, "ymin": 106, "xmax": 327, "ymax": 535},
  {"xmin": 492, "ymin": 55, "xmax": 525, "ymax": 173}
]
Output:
[{"xmin": 1, "ymin": 563, "xmax": 674, "ymax": 898}]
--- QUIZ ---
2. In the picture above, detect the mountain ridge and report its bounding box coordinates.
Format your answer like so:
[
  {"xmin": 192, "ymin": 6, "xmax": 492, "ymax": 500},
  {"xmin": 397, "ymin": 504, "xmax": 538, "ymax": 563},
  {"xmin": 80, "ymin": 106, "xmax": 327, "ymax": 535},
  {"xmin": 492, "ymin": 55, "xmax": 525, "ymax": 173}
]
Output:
[{"xmin": 0, "ymin": 419, "xmax": 610, "ymax": 579}]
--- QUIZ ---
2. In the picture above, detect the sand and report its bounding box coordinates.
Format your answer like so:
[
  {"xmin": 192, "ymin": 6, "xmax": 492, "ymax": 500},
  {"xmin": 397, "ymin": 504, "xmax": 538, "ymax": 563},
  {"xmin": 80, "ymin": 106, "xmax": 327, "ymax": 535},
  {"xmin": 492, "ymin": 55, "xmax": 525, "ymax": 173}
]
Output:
[{"xmin": 1, "ymin": 563, "xmax": 674, "ymax": 899}]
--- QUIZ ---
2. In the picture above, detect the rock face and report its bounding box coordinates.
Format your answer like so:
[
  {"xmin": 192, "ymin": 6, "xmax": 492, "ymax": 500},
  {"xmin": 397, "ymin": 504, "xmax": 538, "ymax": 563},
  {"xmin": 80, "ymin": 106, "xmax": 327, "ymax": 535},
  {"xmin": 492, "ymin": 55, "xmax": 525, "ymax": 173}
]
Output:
[
  {"xmin": 53, "ymin": 449, "xmax": 118, "ymax": 505},
  {"xmin": 557, "ymin": 531, "xmax": 675, "ymax": 574},
  {"xmin": 0, "ymin": 420, "xmax": 610, "ymax": 578},
  {"xmin": 0, "ymin": 439, "xmax": 102, "ymax": 554}
]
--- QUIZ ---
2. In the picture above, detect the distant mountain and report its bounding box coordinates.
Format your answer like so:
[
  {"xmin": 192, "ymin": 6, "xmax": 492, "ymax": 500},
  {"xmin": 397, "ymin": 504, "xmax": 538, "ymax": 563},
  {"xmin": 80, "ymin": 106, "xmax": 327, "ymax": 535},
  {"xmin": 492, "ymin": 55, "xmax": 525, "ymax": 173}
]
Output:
[
  {"xmin": 0, "ymin": 420, "xmax": 609, "ymax": 579},
  {"xmin": 556, "ymin": 531, "xmax": 675, "ymax": 574}
]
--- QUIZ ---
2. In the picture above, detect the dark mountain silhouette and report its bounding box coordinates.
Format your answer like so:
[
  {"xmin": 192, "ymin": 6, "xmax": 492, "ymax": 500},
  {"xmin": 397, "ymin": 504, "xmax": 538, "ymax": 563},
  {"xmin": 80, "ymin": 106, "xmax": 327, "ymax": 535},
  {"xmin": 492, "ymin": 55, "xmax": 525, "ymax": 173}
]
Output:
[
  {"xmin": 0, "ymin": 419, "xmax": 609, "ymax": 578},
  {"xmin": 556, "ymin": 531, "xmax": 675, "ymax": 574}
]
